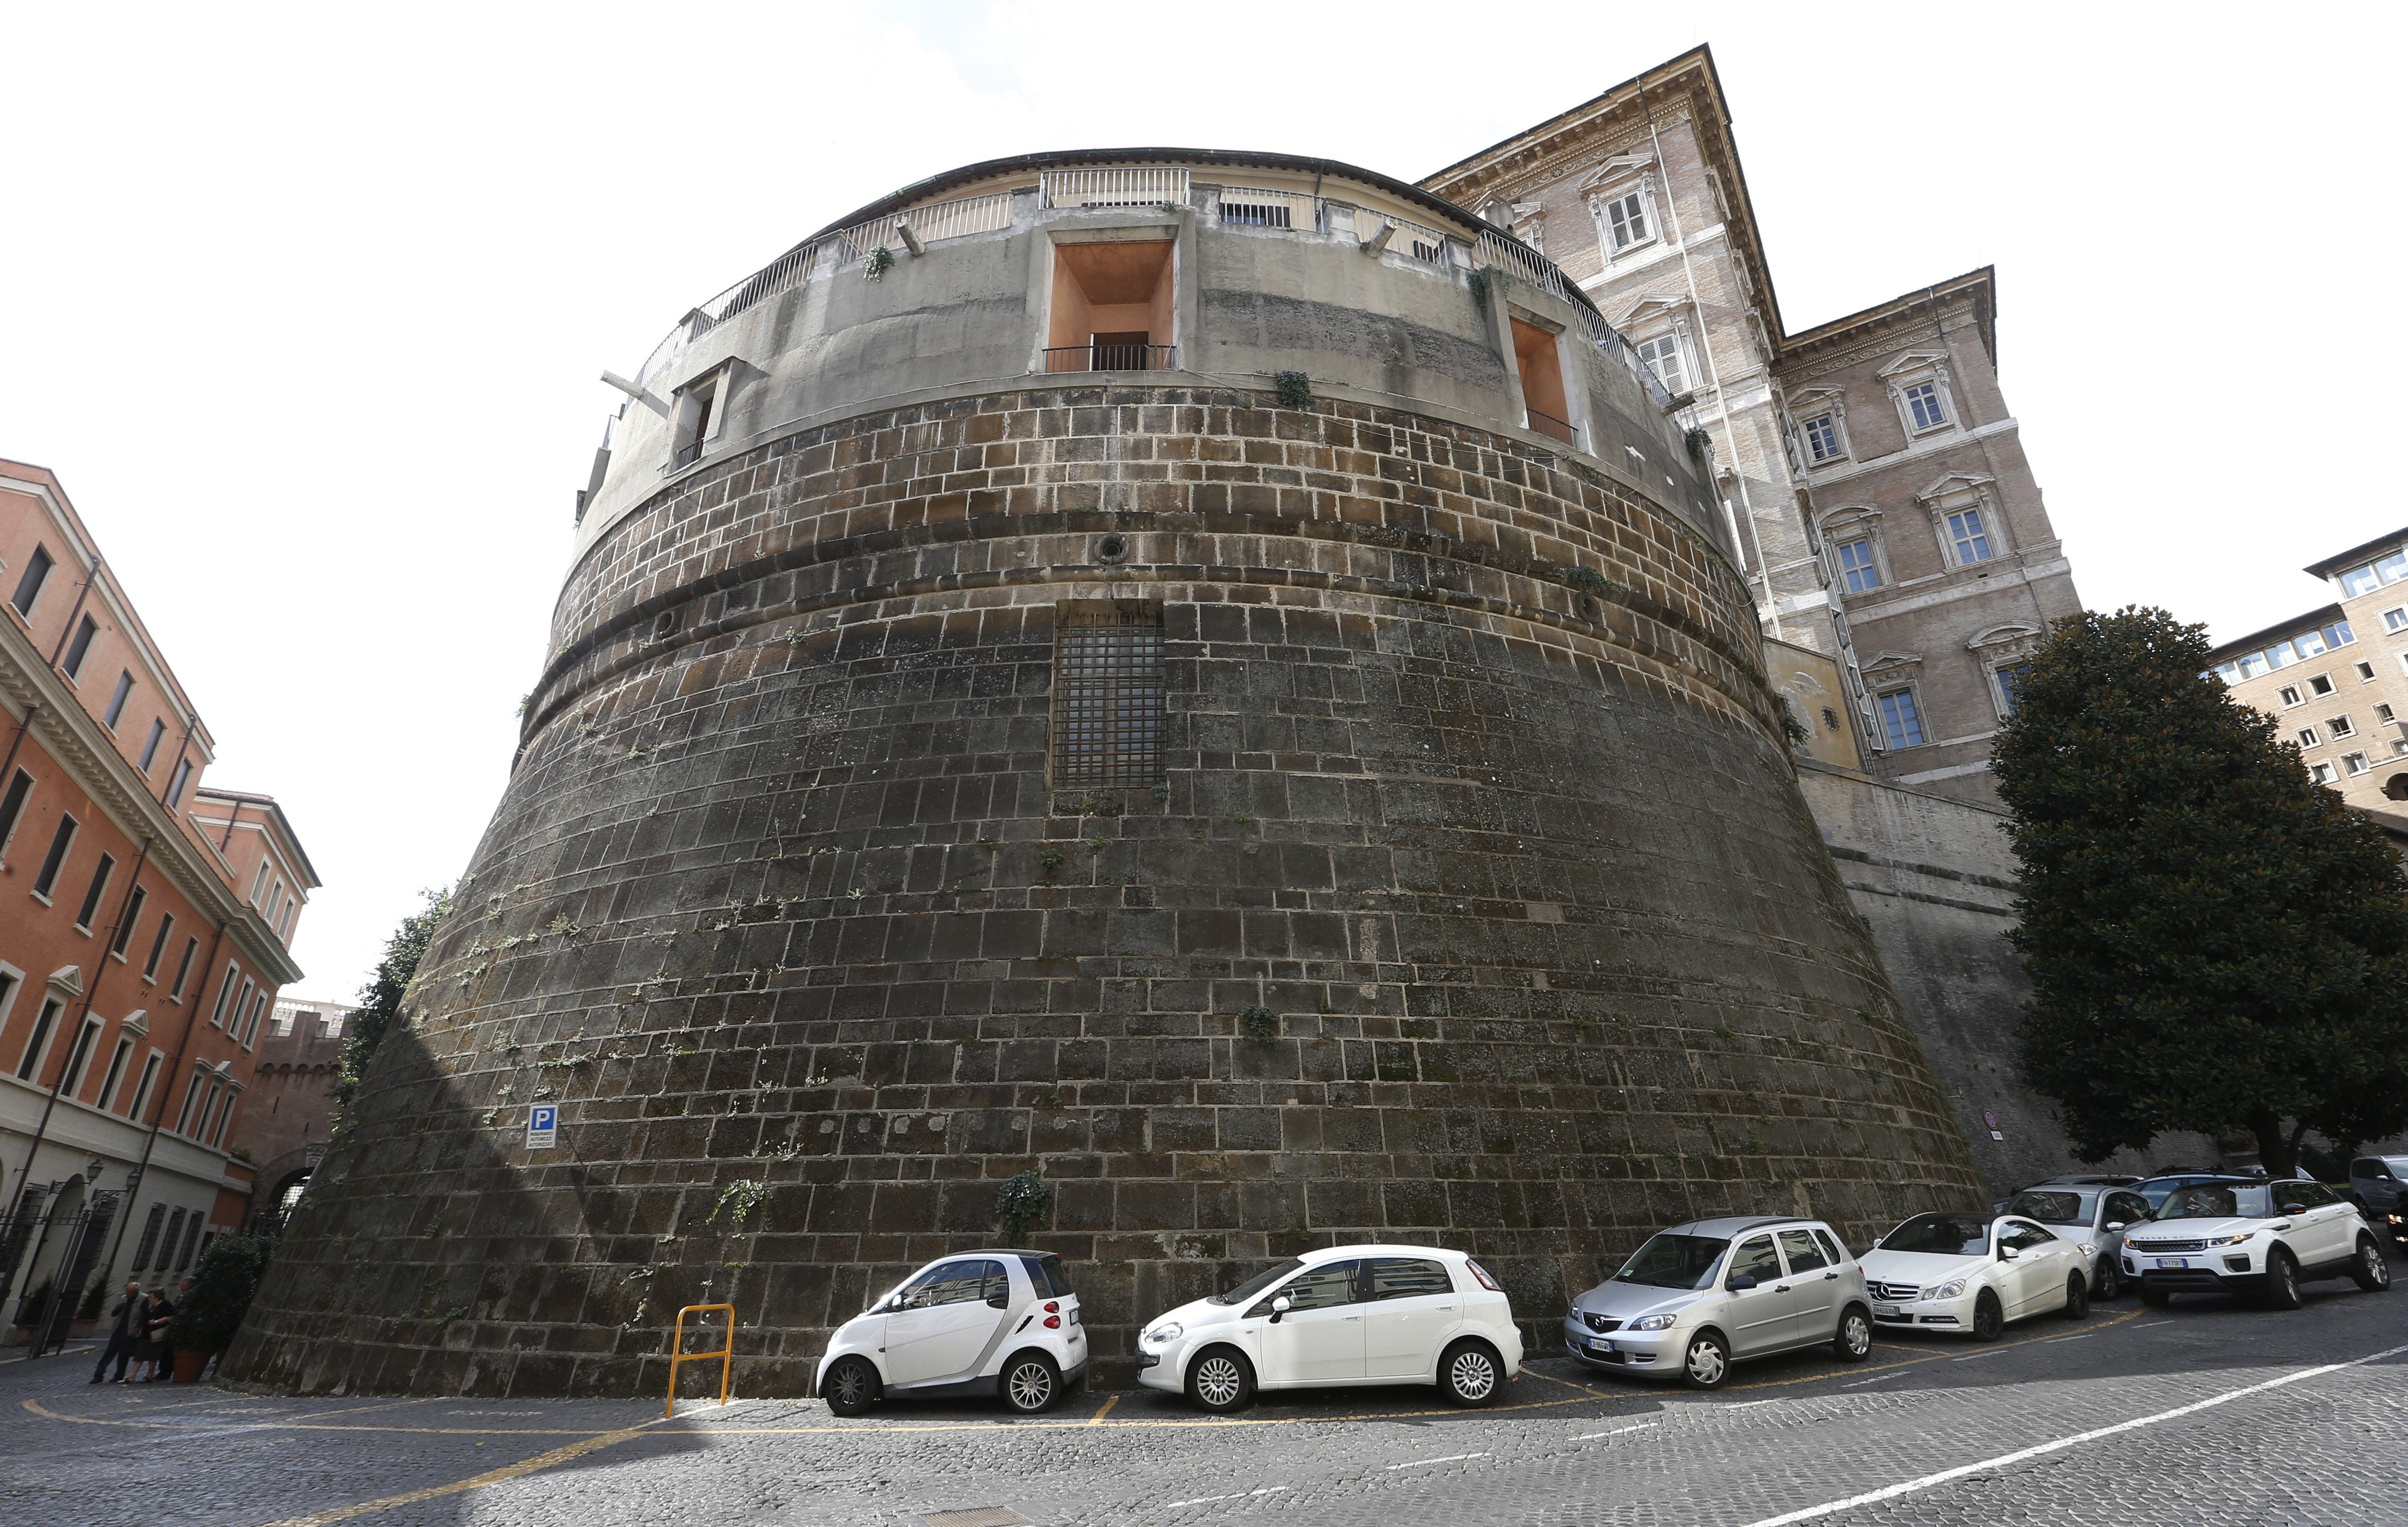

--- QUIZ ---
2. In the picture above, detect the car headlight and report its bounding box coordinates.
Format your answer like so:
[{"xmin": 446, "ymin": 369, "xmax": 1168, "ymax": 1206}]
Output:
[
  {"xmin": 1627, "ymin": 1313, "xmax": 1678, "ymax": 1331},
  {"xmin": 2205, "ymin": 1232, "xmax": 2257, "ymax": 1248},
  {"xmin": 1142, "ymin": 1321, "xmax": 1183, "ymax": 1346},
  {"xmin": 1923, "ymin": 1279, "xmax": 1968, "ymax": 1301}
]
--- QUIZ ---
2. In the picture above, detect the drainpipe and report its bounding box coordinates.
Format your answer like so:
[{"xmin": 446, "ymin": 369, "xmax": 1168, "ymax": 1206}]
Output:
[
  {"xmin": 1638, "ymin": 85, "xmax": 1780, "ymax": 641},
  {"xmin": 2, "ymin": 835, "xmax": 152, "ymax": 1312},
  {"xmin": 42, "ymin": 558, "xmax": 103, "ymax": 673},
  {"xmin": 97, "ymin": 918, "xmax": 232, "ymax": 1286}
]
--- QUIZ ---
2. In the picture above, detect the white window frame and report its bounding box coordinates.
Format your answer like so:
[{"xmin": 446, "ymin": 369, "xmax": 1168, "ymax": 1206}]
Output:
[
  {"xmin": 1832, "ymin": 535, "xmax": 1882, "ymax": 597},
  {"xmin": 1582, "ymin": 155, "xmax": 1663, "ymax": 266},
  {"xmin": 2299, "ymin": 727, "xmax": 2322, "ymax": 749},
  {"xmin": 96, "ymin": 1033, "xmax": 134, "ymax": 1112},
  {"xmin": 1879, "ymin": 351, "xmax": 1961, "ymax": 440},
  {"xmin": 2343, "ymin": 751, "xmax": 2371, "ymax": 776},
  {"xmin": 2308, "ymin": 673, "xmax": 2336, "ymax": 697},
  {"xmin": 60, "ymin": 1014, "xmax": 104, "ymax": 1100},
  {"xmin": 1802, "ymin": 412, "xmax": 1846, "ymax": 465},
  {"xmin": 1631, "ymin": 328, "xmax": 1690, "ymax": 397},
  {"xmin": 2384, "ymin": 607, "xmax": 2408, "ymax": 632},
  {"xmin": 0, "ymin": 961, "xmax": 22, "ymax": 1035},
  {"xmin": 2278, "ymin": 684, "xmax": 2304, "ymax": 707},
  {"xmin": 2328, "ymin": 715, "xmax": 2356, "ymax": 738},
  {"xmin": 128, "ymin": 1047, "xmax": 164, "ymax": 1122},
  {"xmin": 2357, "ymin": 661, "xmax": 2377, "ymax": 683},
  {"xmin": 1916, "ymin": 474, "xmax": 2009, "ymax": 572},
  {"xmin": 14, "ymin": 993, "xmax": 65, "ymax": 1083},
  {"xmin": 2310, "ymin": 761, "xmax": 2338, "ymax": 784},
  {"xmin": 1875, "ymin": 686, "xmax": 1929, "ymax": 750}
]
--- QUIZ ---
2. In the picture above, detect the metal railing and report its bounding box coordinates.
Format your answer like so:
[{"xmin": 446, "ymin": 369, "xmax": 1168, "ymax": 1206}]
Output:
[
  {"xmin": 671, "ymin": 439, "xmax": 705, "ymax": 470},
  {"xmin": 1042, "ymin": 166, "xmax": 1190, "ymax": 209},
  {"xmin": 836, "ymin": 190, "xmax": 1016, "ymax": 262},
  {"xmin": 1216, "ymin": 185, "xmax": 1318, "ymax": 231},
  {"xmin": 1044, "ymin": 343, "xmax": 1177, "ymax": 373},
  {"xmin": 1355, "ymin": 208, "xmax": 1458, "ymax": 267},
  {"xmin": 633, "ymin": 240, "xmax": 822, "ymax": 392},
  {"xmin": 1526, "ymin": 407, "xmax": 1578, "ymax": 446}
]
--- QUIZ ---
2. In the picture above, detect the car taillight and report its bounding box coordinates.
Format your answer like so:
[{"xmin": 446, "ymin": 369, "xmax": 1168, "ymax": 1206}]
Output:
[
  {"xmin": 1045, "ymin": 1301, "xmax": 1059, "ymax": 1313},
  {"xmin": 1044, "ymin": 1315, "xmax": 1062, "ymax": 1329},
  {"xmin": 1466, "ymin": 1257, "xmax": 1502, "ymax": 1292}
]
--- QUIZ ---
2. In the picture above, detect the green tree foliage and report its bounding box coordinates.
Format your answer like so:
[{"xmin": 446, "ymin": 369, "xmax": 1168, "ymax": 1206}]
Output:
[
  {"xmin": 164, "ymin": 1235, "xmax": 274, "ymax": 1352},
  {"xmin": 1993, "ymin": 607, "xmax": 2408, "ymax": 1177},
  {"xmin": 334, "ymin": 887, "xmax": 452, "ymax": 1109}
]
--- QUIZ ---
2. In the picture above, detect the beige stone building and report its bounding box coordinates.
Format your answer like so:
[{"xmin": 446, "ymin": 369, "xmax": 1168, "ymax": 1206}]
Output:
[
  {"xmin": 1422, "ymin": 47, "xmax": 2081, "ymax": 805},
  {"xmin": 2210, "ymin": 528, "xmax": 2408, "ymax": 807}
]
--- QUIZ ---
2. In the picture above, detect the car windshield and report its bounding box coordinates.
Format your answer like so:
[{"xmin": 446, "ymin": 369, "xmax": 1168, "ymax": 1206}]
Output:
[
  {"xmin": 1613, "ymin": 1233, "xmax": 1731, "ymax": 1290},
  {"xmin": 2158, "ymin": 1184, "xmax": 2272, "ymax": 1220},
  {"xmin": 1209, "ymin": 1258, "xmax": 1305, "ymax": 1306},
  {"xmin": 2004, "ymin": 1189, "xmax": 2095, "ymax": 1224},
  {"xmin": 1879, "ymin": 1213, "xmax": 1991, "ymax": 1256}
]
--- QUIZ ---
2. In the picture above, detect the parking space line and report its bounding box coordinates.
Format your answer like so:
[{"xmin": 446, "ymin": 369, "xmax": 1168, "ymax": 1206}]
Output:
[
  {"xmin": 1731, "ymin": 1338, "xmax": 2408, "ymax": 1527},
  {"xmin": 1572, "ymin": 1422, "xmax": 1658, "ymax": 1440},
  {"xmin": 1164, "ymin": 1487, "xmax": 1286, "ymax": 1509},
  {"xmin": 1386, "ymin": 1451, "xmax": 1488, "ymax": 1469},
  {"xmin": 247, "ymin": 1419, "xmax": 670, "ymax": 1527},
  {"xmin": 1087, "ymin": 1395, "xmax": 1121, "ymax": 1425}
]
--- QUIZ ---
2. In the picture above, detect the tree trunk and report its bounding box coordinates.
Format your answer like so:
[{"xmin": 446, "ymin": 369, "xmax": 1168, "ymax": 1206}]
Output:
[{"xmin": 2249, "ymin": 1109, "xmax": 2299, "ymax": 1178}]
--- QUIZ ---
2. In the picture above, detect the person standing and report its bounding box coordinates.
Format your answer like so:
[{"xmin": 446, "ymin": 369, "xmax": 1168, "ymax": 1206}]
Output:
[
  {"xmin": 138, "ymin": 1287, "xmax": 175, "ymax": 1382},
  {"xmin": 91, "ymin": 1282, "xmax": 143, "ymax": 1384}
]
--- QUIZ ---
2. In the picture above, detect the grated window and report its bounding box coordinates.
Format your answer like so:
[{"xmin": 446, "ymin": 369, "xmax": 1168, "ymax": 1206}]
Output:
[{"xmin": 1051, "ymin": 605, "xmax": 1165, "ymax": 788}]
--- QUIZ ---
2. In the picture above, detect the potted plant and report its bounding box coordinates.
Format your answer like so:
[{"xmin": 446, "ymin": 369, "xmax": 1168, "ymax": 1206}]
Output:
[{"xmin": 164, "ymin": 1235, "xmax": 274, "ymax": 1382}]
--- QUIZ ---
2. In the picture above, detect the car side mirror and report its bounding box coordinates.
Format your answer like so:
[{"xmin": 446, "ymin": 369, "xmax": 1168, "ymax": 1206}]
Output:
[
  {"xmin": 1726, "ymin": 1274, "xmax": 1757, "ymax": 1291},
  {"xmin": 2000, "ymin": 1244, "xmax": 2021, "ymax": 1260},
  {"xmin": 2105, "ymin": 1222, "xmax": 2126, "ymax": 1233},
  {"xmin": 2281, "ymin": 1203, "xmax": 2308, "ymax": 1215},
  {"xmin": 1268, "ymin": 1295, "xmax": 1292, "ymax": 1324}
]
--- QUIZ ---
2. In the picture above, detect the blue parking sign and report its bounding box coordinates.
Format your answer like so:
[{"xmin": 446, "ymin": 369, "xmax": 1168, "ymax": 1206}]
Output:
[{"xmin": 527, "ymin": 1105, "xmax": 559, "ymax": 1149}]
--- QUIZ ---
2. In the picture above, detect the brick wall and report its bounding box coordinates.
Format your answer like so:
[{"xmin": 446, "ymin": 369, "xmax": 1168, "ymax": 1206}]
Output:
[{"xmin": 227, "ymin": 384, "xmax": 1983, "ymax": 1397}]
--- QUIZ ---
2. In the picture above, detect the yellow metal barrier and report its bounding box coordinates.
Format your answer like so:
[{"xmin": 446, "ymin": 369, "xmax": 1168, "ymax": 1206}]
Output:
[{"xmin": 665, "ymin": 1303, "xmax": 735, "ymax": 1418}]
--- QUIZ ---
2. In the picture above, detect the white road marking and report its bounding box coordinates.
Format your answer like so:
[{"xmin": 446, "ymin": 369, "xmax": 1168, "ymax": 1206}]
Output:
[
  {"xmin": 2044, "ymin": 1332, "xmax": 2097, "ymax": 1344},
  {"xmin": 1165, "ymin": 1486, "xmax": 1287, "ymax": 1508},
  {"xmin": 1724, "ymin": 1399, "xmax": 1780, "ymax": 1408},
  {"xmin": 1385, "ymin": 1452, "xmax": 1490, "ymax": 1470},
  {"xmin": 1573, "ymin": 1422, "xmax": 1659, "ymax": 1441},
  {"xmin": 1732, "ymin": 1339, "xmax": 2408, "ymax": 1527},
  {"xmin": 1841, "ymin": 1372, "xmax": 1902, "ymax": 1388}
]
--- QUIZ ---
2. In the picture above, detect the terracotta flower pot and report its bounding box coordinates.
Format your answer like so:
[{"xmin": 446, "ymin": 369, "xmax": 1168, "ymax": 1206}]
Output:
[{"xmin": 172, "ymin": 1349, "xmax": 209, "ymax": 1383}]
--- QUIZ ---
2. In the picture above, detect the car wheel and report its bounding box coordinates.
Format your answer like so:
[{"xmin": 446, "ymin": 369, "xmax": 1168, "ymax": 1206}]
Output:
[
  {"xmin": 2093, "ymin": 1258, "xmax": 2122, "ymax": 1300},
  {"xmin": 2351, "ymin": 1236, "xmax": 2393, "ymax": 1293},
  {"xmin": 1439, "ymin": 1339, "xmax": 1505, "ymax": 1406},
  {"xmin": 1832, "ymin": 1305, "xmax": 1873, "ymax": 1362},
  {"xmin": 999, "ymin": 1351, "xmax": 1060, "ymax": 1414},
  {"xmin": 2265, "ymin": 1247, "xmax": 2303, "ymax": 1310},
  {"xmin": 1971, "ymin": 1289, "xmax": 2004, "ymax": 1342},
  {"xmin": 1679, "ymin": 1330, "xmax": 1731, "ymax": 1390},
  {"xmin": 2141, "ymin": 1286, "xmax": 2172, "ymax": 1308},
  {"xmin": 2061, "ymin": 1272, "xmax": 2089, "ymax": 1320},
  {"xmin": 821, "ymin": 1355, "xmax": 880, "ymax": 1417},
  {"xmin": 1186, "ymin": 1346, "xmax": 1254, "ymax": 1413}
]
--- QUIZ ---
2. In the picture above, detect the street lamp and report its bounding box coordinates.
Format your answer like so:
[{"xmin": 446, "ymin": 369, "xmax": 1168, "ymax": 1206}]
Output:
[{"xmin": 85, "ymin": 1158, "xmax": 103, "ymax": 1185}]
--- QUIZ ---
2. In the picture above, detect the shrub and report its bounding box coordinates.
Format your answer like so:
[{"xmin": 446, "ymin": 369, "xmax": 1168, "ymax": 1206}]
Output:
[
  {"xmin": 164, "ymin": 1236, "xmax": 275, "ymax": 1353},
  {"xmin": 1274, "ymin": 370, "xmax": 1313, "ymax": 408},
  {"xmin": 1239, "ymin": 1005, "xmax": 1280, "ymax": 1040},
  {"xmin": 994, "ymin": 1170, "xmax": 1054, "ymax": 1243}
]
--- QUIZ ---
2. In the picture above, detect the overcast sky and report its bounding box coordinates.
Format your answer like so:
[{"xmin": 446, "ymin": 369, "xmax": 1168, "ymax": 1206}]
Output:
[{"xmin": 4, "ymin": 3, "xmax": 2401, "ymax": 1002}]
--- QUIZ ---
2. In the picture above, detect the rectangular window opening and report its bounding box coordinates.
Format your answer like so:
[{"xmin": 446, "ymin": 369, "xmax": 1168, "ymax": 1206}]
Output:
[
  {"xmin": 170, "ymin": 937, "xmax": 197, "ymax": 999},
  {"xmin": 0, "ymin": 769, "xmax": 31, "ymax": 858},
  {"xmin": 2344, "ymin": 752, "xmax": 2370, "ymax": 775},
  {"xmin": 1945, "ymin": 509, "xmax": 1993, "ymax": 565},
  {"xmin": 16, "ymin": 997, "xmax": 63, "ymax": 1082},
  {"xmin": 1603, "ymin": 191, "xmax": 1648, "ymax": 250},
  {"xmin": 1636, "ymin": 333, "xmax": 1686, "ymax": 396},
  {"xmin": 104, "ymin": 671, "xmax": 134, "ymax": 730},
  {"xmin": 143, "ymin": 912, "xmax": 174, "ymax": 980},
  {"xmin": 1510, "ymin": 317, "xmax": 1575, "ymax": 445},
  {"xmin": 129, "ymin": 1052, "xmax": 162, "ymax": 1121},
  {"xmin": 97, "ymin": 1035, "xmax": 134, "ymax": 1111},
  {"xmin": 1834, "ymin": 538, "xmax": 1880, "ymax": 596},
  {"xmin": 10, "ymin": 545, "xmax": 54, "ymax": 618},
  {"xmin": 32, "ymin": 813, "xmax": 77, "ymax": 898},
  {"xmin": 1906, "ymin": 382, "xmax": 1947, "ymax": 431},
  {"xmin": 139, "ymin": 719, "xmax": 166, "ymax": 773},
  {"xmin": 2278, "ymin": 685, "xmax": 2303, "ymax": 707},
  {"xmin": 1044, "ymin": 239, "xmax": 1176, "ymax": 374},
  {"xmin": 1877, "ymin": 690, "xmax": 1925, "ymax": 750},
  {"xmin": 62, "ymin": 615, "xmax": 98, "ymax": 680},
  {"xmin": 110, "ymin": 885, "xmax": 146, "ymax": 957},
  {"xmin": 1803, "ymin": 414, "xmax": 1842, "ymax": 463},
  {"xmin": 75, "ymin": 851, "xmax": 116, "ymax": 932},
  {"xmin": 1050, "ymin": 604, "xmax": 1166, "ymax": 789}
]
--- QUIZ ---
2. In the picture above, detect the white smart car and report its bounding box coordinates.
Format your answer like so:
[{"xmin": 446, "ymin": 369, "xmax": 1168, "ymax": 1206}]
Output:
[
  {"xmin": 1137, "ymin": 1244, "xmax": 1522, "ymax": 1412},
  {"xmin": 814, "ymin": 1250, "xmax": 1087, "ymax": 1416},
  {"xmin": 1860, "ymin": 1211, "xmax": 2091, "ymax": 1340}
]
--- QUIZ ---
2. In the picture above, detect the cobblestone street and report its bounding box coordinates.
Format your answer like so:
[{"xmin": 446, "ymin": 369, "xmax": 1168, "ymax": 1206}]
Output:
[{"xmin": 2, "ymin": 1260, "xmax": 2401, "ymax": 1527}]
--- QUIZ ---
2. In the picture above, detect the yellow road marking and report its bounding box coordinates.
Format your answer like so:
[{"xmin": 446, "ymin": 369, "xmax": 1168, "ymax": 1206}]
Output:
[
  {"xmin": 247, "ymin": 1421, "xmax": 663, "ymax": 1527},
  {"xmin": 19, "ymin": 1398, "xmax": 623, "ymax": 1436},
  {"xmin": 1087, "ymin": 1393, "xmax": 1121, "ymax": 1425}
]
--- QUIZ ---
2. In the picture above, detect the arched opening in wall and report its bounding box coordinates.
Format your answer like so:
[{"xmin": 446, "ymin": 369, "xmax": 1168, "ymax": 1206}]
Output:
[
  {"xmin": 1046, "ymin": 240, "xmax": 1174, "ymax": 372},
  {"xmin": 2384, "ymin": 772, "xmax": 2408, "ymax": 802}
]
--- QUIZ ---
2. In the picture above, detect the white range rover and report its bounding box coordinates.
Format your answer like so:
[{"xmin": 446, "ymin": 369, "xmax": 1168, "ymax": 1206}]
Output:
[{"xmin": 2123, "ymin": 1177, "xmax": 2392, "ymax": 1308}]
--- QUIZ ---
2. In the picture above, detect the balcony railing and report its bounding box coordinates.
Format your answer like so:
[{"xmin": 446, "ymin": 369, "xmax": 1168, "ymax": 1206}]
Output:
[
  {"xmin": 671, "ymin": 439, "xmax": 705, "ymax": 469},
  {"xmin": 1217, "ymin": 185, "xmax": 1319, "ymax": 231},
  {"xmin": 1353, "ymin": 208, "xmax": 1458, "ymax": 267},
  {"xmin": 1044, "ymin": 344, "xmax": 1177, "ymax": 373},
  {"xmin": 1041, "ymin": 166, "xmax": 1190, "ymax": 209},
  {"xmin": 1525, "ymin": 407, "xmax": 1577, "ymax": 446},
  {"xmin": 837, "ymin": 191, "xmax": 1016, "ymax": 262}
]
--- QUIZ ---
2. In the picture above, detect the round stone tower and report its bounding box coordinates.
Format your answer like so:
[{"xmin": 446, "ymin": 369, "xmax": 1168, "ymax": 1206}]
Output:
[{"xmin": 228, "ymin": 150, "xmax": 1983, "ymax": 1397}]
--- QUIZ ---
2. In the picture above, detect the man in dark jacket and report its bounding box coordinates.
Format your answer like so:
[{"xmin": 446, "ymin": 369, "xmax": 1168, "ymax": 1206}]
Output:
[{"xmin": 90, "ymin": 1282, "xmax": 143, "ymax": 1383}]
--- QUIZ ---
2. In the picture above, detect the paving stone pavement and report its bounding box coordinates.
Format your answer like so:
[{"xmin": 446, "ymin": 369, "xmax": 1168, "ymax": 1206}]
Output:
[{"xmin": 3, "ymin": 1259, "xmax": 2402, "ymax": 1527}]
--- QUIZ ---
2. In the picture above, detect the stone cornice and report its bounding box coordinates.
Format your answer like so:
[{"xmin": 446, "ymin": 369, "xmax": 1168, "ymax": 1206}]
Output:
[{"xmin": 0, "ymin": 621, "xmax": 302, "ymax": 986}]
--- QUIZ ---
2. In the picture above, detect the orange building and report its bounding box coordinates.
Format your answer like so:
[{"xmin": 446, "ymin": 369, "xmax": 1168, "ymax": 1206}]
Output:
[{"xmin": 0, "ymin": 459, "xmax": 315, "ymax": 1343}]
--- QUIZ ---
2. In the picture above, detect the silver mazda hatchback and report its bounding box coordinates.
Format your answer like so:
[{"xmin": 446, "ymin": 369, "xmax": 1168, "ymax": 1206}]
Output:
[{"xmin": 1564, "ymin": 1216, "xmax": 1874, "ymax": 1389}]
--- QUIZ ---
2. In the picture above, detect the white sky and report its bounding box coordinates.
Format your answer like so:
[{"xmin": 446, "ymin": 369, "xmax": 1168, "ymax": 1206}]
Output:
[{"xmin": 4, "ymin": 3, "xmax": 2401, "ymax": 1001}]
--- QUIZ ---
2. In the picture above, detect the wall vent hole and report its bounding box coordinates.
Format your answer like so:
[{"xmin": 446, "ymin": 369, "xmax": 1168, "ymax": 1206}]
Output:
[{"xmin": 1096, "ymin": 535, "xmax": 1129, "ymax": 564}]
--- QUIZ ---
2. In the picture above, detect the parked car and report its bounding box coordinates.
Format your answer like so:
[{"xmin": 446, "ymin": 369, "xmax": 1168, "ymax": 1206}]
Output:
[
  {"xmin": 1860, "ymin": 1212, "xmax": 2091, "ymax": 1340},
  {"xmin": 1561, "ymin": 1217, "xmax": 1873, "ymax": 1391},
  {"xmin": 2123, "ymin": 1178, "xmax": 2392, "ymax": 1307},
  {"xmin": 2001, "ymin": 1184, "xmax": 2156, "ymax": 1299},
  {"xmin": 2345, "ymin": 1156, "xmax": 2408, "ymax": 1250},
  {"xmin": 1136, "ymin": 1244, "xmax": 1521, "ymax": 1413},
  {"xmin": 2132, "ymin": 1171, "xmax": 2253, "ymax": 1210},
  {"xmin": 815, "ymin": 1250, "xmax": 1087, "ymax": 1417}
]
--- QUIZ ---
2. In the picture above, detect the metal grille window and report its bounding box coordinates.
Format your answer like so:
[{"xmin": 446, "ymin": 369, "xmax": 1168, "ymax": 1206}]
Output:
[{"xmin": 1051, "ymin": 606, "xmax": 1165, "ymax": 788}]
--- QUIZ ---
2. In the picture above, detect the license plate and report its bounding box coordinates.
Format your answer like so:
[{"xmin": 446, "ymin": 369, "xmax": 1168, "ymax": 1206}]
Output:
[
  {"xmin": 2154, "ymin": 1258, "xmax": 2188, "ymax": 1269},
  {"xmin": 1588, "ymin": 1338, "xmax": 1614, "ymax": 1354},
  {"xmin": 1876, "ymin": 1304, "xmax": 1902, "ymax": 1317}
]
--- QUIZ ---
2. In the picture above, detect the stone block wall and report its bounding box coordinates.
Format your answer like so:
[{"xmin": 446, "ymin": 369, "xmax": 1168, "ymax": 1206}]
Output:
[{"xmin": 227, "ymin": 383, "xmax": 1983, "ymax": 1398}]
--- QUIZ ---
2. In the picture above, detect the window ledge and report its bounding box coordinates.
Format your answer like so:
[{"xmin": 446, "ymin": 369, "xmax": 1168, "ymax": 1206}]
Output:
[{"xmin": 28, "ymin": 889, "xmax": 52, "ymax": 907}]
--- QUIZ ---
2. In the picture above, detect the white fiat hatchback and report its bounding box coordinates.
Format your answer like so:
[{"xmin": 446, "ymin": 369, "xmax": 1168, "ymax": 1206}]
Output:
[
  {"xmin": 1861, "ymin": 1211, "xmax": 2091, "ymax": 1340},
  {"xmin": 814, "ymin": 1249, "xmax": 1087, "ymax": 1416},
  {"xmin": 1137, "ymin": 1244, "xmax": 1522, "ymax": 1412}
]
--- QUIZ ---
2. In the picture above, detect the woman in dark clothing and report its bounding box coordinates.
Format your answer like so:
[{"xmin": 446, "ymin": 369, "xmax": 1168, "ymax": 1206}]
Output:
[{"xmin": 136, "ymin": 1288, "xmax": 174, "ymax": 1382}]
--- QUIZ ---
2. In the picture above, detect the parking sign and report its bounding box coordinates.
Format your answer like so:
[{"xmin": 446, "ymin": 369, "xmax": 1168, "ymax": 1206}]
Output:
[{"xmin": 527, "ymin": 1105, "xmax": 558, "ymax": 1149}]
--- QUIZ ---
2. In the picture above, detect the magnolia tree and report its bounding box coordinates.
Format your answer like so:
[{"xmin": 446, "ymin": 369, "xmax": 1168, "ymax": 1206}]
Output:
[{"xmin": 1992, "ymin": 606, "xmax": 2408, "ymax": 1178}]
